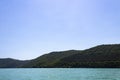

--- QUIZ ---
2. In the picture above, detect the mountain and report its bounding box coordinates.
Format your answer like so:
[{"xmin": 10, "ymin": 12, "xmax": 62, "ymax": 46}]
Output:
[
  {"xmin": 0, "ymin": 58, "xmax": 29, "ymax": 68},
  {"xmin": 0, "ymin": 44, "xmax": 120, "ymax": 68},
  {"xmin": 54, "ymin": 44, "xmax": 120, "ymax": 68},
  {"xmin": 23, "ymin": 50, "xmax": 80, "ymax": 68}
]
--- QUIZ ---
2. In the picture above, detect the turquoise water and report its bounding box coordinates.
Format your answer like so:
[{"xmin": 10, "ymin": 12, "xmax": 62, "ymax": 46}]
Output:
[{"xmin": 0, "ymin": 68, "xmax": 120, "ymax": 80}]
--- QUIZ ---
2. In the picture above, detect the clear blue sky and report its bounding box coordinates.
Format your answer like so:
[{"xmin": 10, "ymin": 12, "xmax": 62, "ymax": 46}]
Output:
[{"xmin": 0, "ymin": 0, "xmax": 120, "ymax": 60}]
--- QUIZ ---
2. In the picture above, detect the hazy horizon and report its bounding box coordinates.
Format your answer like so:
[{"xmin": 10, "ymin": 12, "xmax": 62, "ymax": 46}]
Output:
[{"xmin": 0, "ymin": 0, "xmax": 120, "ymax": 60}]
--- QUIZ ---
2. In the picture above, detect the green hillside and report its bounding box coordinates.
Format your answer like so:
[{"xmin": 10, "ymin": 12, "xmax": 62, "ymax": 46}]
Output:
[
  {"xmin": 0, "ymin": 44, "xmax": 120, "ymax": 68},
  {"xmin": 54, "ymin": 44, "xmax": 120, "ymax": 68},
  {"xmin": 23, "ymin": 50, "xmax": 80, "ymax": 68},
  {"xmin": 0, "ymin": 58, "xmax": 29, "ymax": 68}
]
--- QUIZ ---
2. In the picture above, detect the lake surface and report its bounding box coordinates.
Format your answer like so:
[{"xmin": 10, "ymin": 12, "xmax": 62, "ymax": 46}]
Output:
[{"xmin": 0, "ymin": 68, "xmax": 120, "ymax": 80}]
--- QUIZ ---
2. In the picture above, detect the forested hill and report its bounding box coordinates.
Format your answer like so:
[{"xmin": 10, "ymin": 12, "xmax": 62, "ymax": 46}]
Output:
[
  {"xmin": 0, "ymin": 44, "xmax": 120, "ymax": 68},
  {"xmin": 23, "ymin": 50, "xmax": 81, "ymax": 68},
  {"xmin": 0, "ymin": 58, "xmax": 29, "ymax": 68},
  {"xmin": 54, "ymin": 44, "xmax": 120, "ymax": 68}
]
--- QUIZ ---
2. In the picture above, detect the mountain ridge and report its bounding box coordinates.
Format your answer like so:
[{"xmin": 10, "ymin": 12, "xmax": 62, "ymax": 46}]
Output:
[{"xmin": 0, "ymin": 44, "xmax": 120, "ymax": 68}]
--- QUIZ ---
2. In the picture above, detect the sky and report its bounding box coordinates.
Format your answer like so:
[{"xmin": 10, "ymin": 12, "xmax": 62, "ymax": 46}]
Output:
[{"xmin": 0, "ymin": 0, "xmax": 120, "ymax": 60}]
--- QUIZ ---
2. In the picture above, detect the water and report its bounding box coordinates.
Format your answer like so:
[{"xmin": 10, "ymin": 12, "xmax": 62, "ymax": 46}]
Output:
[{"xmin": 0, "ymin": 68, "xmax": 120, "ymax": 80}]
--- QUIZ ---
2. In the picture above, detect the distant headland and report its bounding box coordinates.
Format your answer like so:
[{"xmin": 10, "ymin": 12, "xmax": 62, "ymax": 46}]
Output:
[{"xmin": 0, "ymin": 44, "xmax": 120, "ymax": 68}]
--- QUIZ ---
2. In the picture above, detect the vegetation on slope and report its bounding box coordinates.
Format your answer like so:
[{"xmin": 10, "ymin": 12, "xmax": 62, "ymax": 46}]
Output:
[
  {"xmin": 54, "ymin": 44, "xmax": 120, "ymax": 68},
  {"xmin": 23, "ymin": 50, "xmax": 80, "ymax": 68},
  {"xmin": 1, "ymin": 44, "xmax": 120, "ymax": 68},
  {"xmin": 0, "ymin": 58, "xmax": 29, "ymax": 68}
]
